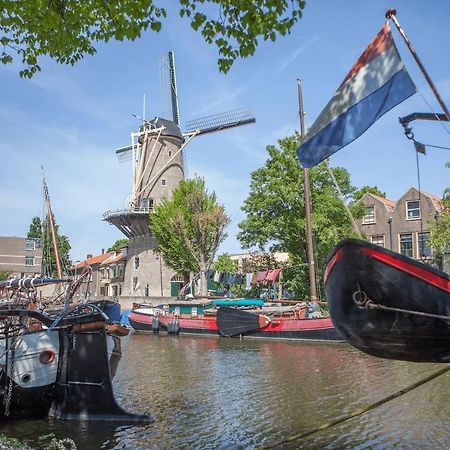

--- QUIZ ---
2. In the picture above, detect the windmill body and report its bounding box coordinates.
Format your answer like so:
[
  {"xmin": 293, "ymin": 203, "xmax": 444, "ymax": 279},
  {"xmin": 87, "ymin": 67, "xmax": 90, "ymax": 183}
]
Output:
[
  {"xmin": 103, "ymin": 52, "xmax": 255, "ymax": 298},
  {"xmin": 103, "ymin": 118, "xmax": 186, "ymax": 297}
]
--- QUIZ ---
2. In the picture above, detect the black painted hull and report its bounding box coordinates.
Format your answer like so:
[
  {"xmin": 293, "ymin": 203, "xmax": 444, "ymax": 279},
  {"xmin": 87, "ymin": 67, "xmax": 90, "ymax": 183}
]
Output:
[{"xmin": 325, "ymin": 238, "xmax": 450, "ymax": 362}]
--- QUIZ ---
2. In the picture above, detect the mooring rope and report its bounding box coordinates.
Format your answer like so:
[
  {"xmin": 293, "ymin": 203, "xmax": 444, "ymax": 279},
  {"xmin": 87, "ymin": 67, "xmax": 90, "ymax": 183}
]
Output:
[{"xmin": 258, "ymin": 364, "xmax": 450, "ymax": 449}]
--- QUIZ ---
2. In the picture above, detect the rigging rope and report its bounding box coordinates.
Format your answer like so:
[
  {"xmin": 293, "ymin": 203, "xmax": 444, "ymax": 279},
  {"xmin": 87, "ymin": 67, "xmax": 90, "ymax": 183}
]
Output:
[
  {"xmin": 258, "ymin": 364, "xmax": 450, "ymax": 449},
  {"xmin": 324, "ymin": 161, "xmax": 362, "ymax": 239}
]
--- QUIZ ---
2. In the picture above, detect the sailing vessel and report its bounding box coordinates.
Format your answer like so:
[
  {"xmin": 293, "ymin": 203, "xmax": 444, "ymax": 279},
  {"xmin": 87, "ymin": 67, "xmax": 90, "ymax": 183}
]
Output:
[
  {"xmin": 298, "ymin": 10, "xmax": 450, "ymax": 362},
  {"xmin": 0, "ymin": 277, "xmax": 149, "ymax": 421}
]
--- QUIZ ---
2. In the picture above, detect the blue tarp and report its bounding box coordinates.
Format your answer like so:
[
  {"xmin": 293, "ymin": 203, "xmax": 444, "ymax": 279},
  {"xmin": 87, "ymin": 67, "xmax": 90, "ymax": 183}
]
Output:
[{"xmin": 212, "ymin": 299, "xmax": 264, "ymax": 307}]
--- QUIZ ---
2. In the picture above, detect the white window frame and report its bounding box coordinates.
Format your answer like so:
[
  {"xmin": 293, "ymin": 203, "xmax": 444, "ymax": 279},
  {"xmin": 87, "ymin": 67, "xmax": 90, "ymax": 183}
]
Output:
[
  {"xmin": 417, "ymin": 232, "xmax": 432, "ymax": 259},
  {"xmin": 406, "ymin": 200, "xmax": 421, "ymax": 220},
  {"xmin": 371, "ymin": 235, "xmax": 385, "ymax": 247},
  {"xmin": 399, "ymin": 233, "xmax": 414, "ymax": 258},
  {"xmin": 161, "ymin": 179, "xmax": 167, "ymax": 187},
  {"xmin": 26, "ymin": 239, "xmax": 36, "ymax": 251},
  {"xmin": 362, "ymin": 206, "xmax": 376, "ymax": 224},
  {"xmin": 25, "ymin": 256, "xmax": 35, "ymax": 266}
]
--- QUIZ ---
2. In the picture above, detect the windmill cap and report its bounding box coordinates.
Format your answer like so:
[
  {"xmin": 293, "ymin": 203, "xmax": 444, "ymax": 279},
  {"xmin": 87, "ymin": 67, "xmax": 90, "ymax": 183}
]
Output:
[{"xmin": 140, "ymin": 117, "xmax": 184, "ymax": 140}]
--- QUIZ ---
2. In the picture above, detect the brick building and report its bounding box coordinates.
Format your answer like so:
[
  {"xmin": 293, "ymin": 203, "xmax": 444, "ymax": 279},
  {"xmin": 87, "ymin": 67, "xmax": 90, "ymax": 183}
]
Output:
[
  {"xmin": 356, "ymin": 187, "xmax": 443, "ymax": 262},
  {"xmin": 0, "ymin": 236, "xmax": 43, "ymax": 278}
]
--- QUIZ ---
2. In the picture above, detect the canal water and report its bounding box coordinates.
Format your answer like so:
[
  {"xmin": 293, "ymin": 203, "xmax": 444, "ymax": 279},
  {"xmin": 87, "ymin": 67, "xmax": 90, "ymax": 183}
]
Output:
[{"xmin": 1, "ymin": 332, "xmax": 449, "ymax": 449}]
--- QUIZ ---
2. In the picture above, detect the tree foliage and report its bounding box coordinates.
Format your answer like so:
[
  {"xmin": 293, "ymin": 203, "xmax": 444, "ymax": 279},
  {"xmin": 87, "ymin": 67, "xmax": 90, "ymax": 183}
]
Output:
[
  {"xmin": 213, "ymin": 254, "xmax": 238, "ymax": 273},
  {"xmin": 430, "ymin": 168, "xmax": 450, "ymax": 272},
  {"xmin": 352, "ymin": 185, "xmax": 386, "ymax": 203},
  {"xmin": 108, "ymin": 238, "xmax": 129, "ymax": 252},
  {"xmin": 28, "ymin": 216, "xmax": 71, "ymax": 276},
  {"xmin": 1, "ymin": 0, "xmax": 306, "ymax": 78},
  {"xmin": 237, "ymin": 133, "xmax": 360, "ymax": 298},
  {"xmin": 151, "ymin": 177, "xmax": 230, "ymax": 295}
]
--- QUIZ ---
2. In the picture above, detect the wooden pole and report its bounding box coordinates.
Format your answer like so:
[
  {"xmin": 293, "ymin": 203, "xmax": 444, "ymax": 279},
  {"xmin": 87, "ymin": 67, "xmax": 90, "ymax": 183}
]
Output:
[
  {"xmin": 43, "ymin": 178, "xmax": 62, "ymax": 279},
  {"xmin": 297, "ymin": 79, "xmax": 318, "ymax": 303},
  {"xmin": 386, "ymin": 9, "xmax": 450, "ymax": 122}
]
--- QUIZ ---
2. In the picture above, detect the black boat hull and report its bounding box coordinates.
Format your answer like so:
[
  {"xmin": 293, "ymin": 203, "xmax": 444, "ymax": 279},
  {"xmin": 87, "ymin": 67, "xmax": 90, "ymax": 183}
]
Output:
[{"xmin": 325, "ymin": 238, "xmax": 450, "ymax": 362}]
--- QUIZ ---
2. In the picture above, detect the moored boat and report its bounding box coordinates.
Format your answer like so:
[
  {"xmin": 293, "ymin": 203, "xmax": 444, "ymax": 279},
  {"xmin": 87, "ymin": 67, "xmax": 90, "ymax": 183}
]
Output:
[
  {"xmin": 324, "ymin": 238, "xmax": 450, "ymax": 362},
  {"xmin": 129, "ymin": 299, "xmax": 342, "ymax": 342}
]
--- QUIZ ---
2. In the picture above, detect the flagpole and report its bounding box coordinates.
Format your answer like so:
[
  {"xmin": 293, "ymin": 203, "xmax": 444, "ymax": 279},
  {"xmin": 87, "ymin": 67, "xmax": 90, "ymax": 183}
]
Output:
[
  {"xmin": 386, "ymin": 9, "xmax": 450, "ymax": 122},
  {"xmin": 297, "ymin": 79, "xmax": 318, "ymax": 303}
]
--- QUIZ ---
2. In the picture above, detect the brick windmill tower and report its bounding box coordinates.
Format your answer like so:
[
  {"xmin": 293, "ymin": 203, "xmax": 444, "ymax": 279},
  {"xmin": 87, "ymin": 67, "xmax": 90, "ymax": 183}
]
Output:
[{"xmin": 103, "ymin": 52, "xmax": 255, "ymax": 297}]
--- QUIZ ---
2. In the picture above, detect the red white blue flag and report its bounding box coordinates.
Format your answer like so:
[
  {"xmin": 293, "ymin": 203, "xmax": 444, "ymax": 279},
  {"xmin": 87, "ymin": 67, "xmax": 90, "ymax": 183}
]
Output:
[{"xmin": 297, "ymin": 23, "xmax": 416, "ymax": 168}]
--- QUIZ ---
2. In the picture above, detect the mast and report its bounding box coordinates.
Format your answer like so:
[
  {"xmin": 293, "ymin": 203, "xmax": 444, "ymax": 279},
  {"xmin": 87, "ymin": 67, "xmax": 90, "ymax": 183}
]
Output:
[
  {"xmin": 43, "ymin": 176, "xmax": 62, "ymax": 279},
  {"xmin": 297, "ymin": 79, "xmax": 318, "ymax": 303},
  {"xmin": 386, "ymin": 9, "xmax": 450, "ymax": 122}
]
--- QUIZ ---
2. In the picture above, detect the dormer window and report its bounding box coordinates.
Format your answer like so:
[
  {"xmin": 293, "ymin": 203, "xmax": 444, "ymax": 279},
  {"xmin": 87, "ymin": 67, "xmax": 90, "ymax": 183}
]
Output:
[
  {"xmin": 362, "ymin": 206, "xmax": 375, "ymax": 224},
  {"xmin": 406, "ymin": 200, "xmax": 420, "ymax": 220}
]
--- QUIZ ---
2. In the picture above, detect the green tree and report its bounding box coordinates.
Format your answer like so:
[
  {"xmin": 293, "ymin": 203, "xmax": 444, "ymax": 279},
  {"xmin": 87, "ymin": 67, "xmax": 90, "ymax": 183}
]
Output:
[
  {"xmin": 0, "ymin": 271, "xmax": 11, "ymax": 281},
  {"xmin": 213, "ymin": 254, "xmax": 238, "ymax": 273},
  {"xmin": 151, "ymin": 177, "xmax": 230, "ymax": 295},
  {"xmin": 27, "ymin": 216, "xmax": 43, "ymax": 238},
  {"xmin": 108, "ymin": 239, "xmax": 129, "ymax": 252},
  {"xmin": 430, "ymin": 165, "xmax": 450, "ymax": 272},
  {"xmin": 1, "ymin": 1, "xmax": 306, "ymax": 78},
  {"xmin": 352, "ymin": 185, "xmax": 386, "ymax": 203},
  {"xmin": 27, "ymin": 215, "xmax": 71, "ymax": 276},
  {"xmin": 237, "ymin": 132, "xmax": 359, "ymax": 298}
]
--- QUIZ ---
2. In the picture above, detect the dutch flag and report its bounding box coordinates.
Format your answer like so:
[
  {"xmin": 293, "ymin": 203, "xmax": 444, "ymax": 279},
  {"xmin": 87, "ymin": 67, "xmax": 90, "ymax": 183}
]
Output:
[{"xmin": 297, "ymin": 23, "xmax": 417, "ymax": 168}]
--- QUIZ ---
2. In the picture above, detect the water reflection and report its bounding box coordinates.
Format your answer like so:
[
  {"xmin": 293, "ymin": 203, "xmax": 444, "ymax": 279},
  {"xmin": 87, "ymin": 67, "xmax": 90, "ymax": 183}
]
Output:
[{"xmin": 0, "ymin": 333, "xmax": 448, "ymax": 449}]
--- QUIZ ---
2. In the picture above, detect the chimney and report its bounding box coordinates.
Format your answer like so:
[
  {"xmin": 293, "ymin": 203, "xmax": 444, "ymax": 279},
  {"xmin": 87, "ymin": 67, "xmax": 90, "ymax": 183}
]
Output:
[
  {"xmin": 102, "ymin": 248, "xmax": 105, "ymax": 254},
  {"xmin": 87, "ymin": 254, "xmax": 93, "ymax": 259}
]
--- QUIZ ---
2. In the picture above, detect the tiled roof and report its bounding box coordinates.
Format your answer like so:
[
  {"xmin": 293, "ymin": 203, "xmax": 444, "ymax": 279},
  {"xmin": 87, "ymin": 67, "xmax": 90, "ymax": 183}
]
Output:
[
  {"xmin": 422, "ymin": 191, "xmax": 444, "ymax": 212},
  {"xmin": 72, "ymin": 252, "xmax": 114, "ymax": 270},
  {"xmin": 369, "ymin": 193, "xmax": 396, "ymax": 211},
  {"xmin": 101, "ymin": 253, "xmax": 126, "ymax": 265}
]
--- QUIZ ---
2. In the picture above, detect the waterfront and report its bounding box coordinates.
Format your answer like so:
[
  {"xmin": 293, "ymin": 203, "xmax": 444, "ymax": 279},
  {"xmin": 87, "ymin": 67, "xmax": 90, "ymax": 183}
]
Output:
[{"xmin": 1, "ymin": 332, "xmax": 449, "ymax": 449}]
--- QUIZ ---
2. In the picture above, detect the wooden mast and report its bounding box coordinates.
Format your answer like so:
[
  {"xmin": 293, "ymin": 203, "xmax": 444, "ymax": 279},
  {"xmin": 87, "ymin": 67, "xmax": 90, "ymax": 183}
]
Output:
[
  {"xmin": 43, "ymin": 176, "xmax": 62, "ymax": 279},
  {"xmin": 297, "ymin": 79, "xmax": 318, "ymax": 303}
]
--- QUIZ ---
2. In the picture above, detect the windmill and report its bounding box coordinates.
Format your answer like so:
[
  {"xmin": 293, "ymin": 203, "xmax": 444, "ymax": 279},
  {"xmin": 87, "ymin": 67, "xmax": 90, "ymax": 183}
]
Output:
[{"xmin": 103, "ymin": 51, "xmax": 255, "ymax": 297}]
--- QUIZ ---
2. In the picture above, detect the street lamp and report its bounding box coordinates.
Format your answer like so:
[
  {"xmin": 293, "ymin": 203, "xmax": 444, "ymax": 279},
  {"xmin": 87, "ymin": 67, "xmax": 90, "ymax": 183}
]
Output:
[
  {"xmin": 388, "ymin": 217, "xmax": 393, "ymax": 250},
  {"xmin": 156, "ymin": 254, "xmax": 163, "ymax": 297}
]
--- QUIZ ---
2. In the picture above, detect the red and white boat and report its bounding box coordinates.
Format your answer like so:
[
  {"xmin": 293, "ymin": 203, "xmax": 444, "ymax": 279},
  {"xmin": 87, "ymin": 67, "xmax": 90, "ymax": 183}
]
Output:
[{"xmin": 128, "ymin": 300, "xmax": 342, "ymax": 342}]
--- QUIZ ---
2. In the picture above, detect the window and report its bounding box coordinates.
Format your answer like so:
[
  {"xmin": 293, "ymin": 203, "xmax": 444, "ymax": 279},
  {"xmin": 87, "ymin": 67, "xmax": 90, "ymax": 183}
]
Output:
[
  {"xmin": 362, "ymin": 206, "xmax": 375, "ymax": 224},
  {"xmin": 144, "ymin": 284, "xmax": 150, "ymax": 297},
  {"xmin": 118, "ymin": 264, "xmax": 124, "ymax": 278},
  {"xmin": 400, "ymin": 233, "xmax": 413, "ymax": 258},
  {"xmin": 25, "ymin": 256, "xmax": 34, "ymax": 266},
  {"xmin": 371, "ymin": 235, "xmax": 385, "ymax": 247},
  {"xmin": 417, "ymin": 232, "xmax": 432, "ymax": 259},
  {"xmin": 132, "ymin": 277, "xmax": 139, "ymax": 291},
  {"xmin": 406, "ymin": 200, "xmax": 420, "ymax": 220},
  {"xmin": 111, "ymin": 266, "xmax": 118, "ymax": 278},
  {"xmin": 134, "ymin": 257, "xmax": 140, "ymax": 269},
  {"xmin": 161, "ymin": 179, "xmax": 167, "ymax": 187},
  {"xmin": 168, "ymin": 150, "xmax": 172, "ymax": 157},
  {"xmin": 26, "ymin": 239, "xmax": 35, "ymax": 250},
  {"xmin": 112, "ymin": 286, "xmax": 118, "ymax": 297}
]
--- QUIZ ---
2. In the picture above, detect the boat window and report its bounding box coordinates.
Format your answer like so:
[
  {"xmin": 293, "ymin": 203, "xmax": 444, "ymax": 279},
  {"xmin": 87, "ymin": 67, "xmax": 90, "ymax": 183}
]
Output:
[
  {"xmin": 406, "ymin": 200, "xmax": 420, "ymax": 220},
  {"xmin": 400, "ymin": 233, "xmax": 413, "ymax": 258},
  {"xmin": 362, "ymin": 206, "xmax": 375, "ymax": 224}
]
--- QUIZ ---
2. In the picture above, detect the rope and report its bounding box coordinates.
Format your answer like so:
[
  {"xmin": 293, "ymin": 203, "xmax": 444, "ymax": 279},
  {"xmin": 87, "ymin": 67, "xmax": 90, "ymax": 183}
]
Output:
[
  {"xmin": 324, "ymin": 161, "xmax": 362, "ymax": 239},
  {"xmin": 364, "ymin": 300, "xmax": 450, "ymax": 321},
  {"xmin": 418, "ymin": 90, "xmax": 450, "ymax": 138},
  {"xmin": 258, "ymin": 364, "xmax": 450, "ymax": 449}
]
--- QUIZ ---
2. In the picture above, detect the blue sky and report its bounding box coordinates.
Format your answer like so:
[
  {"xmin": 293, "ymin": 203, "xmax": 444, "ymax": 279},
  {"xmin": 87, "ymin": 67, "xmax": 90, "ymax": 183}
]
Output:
[{"xmin": 1, "ymin": 1, "xmax": 449, "ymax": 262}]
